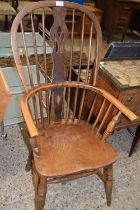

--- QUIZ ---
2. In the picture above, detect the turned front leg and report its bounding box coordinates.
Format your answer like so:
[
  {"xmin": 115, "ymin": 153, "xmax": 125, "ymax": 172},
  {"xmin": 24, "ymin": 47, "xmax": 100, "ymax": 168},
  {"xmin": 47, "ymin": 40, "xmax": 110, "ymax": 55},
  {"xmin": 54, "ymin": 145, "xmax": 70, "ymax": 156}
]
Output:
[
  {"xmin": 35, "ymin": 176, "xmax": 47, "ymax": 210},
  {"xmin": 32, "ymin": 161, "xmax": 39, "ymax": 193}
]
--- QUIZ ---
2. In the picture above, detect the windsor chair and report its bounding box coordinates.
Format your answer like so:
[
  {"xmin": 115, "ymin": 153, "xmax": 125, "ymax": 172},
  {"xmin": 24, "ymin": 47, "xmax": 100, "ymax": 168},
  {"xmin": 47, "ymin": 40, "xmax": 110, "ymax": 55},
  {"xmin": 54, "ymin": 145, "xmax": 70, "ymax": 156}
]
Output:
[{"xmin": 11, "ymin": 1, "xmax": 137, "ymax": 209}]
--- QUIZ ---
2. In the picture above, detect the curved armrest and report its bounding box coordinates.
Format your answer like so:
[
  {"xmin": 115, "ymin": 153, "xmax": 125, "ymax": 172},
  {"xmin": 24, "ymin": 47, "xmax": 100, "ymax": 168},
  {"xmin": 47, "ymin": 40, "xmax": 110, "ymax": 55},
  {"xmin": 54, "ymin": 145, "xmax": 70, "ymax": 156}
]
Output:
[
  {"xmin": 21, "ymin": 96, "xmax": 39, "ymax": 137},
  {"xmin": 21, "ymin": 82, "xmax": 137, "ymax": 139}
]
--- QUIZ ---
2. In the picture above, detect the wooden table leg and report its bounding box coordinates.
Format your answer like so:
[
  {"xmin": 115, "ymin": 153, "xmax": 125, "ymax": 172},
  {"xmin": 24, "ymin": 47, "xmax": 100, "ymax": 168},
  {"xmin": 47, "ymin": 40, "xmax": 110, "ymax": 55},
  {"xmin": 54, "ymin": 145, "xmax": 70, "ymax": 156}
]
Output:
[{"xmin": 129, "ymin": 125, "xmax": 140, "ymax": 157}]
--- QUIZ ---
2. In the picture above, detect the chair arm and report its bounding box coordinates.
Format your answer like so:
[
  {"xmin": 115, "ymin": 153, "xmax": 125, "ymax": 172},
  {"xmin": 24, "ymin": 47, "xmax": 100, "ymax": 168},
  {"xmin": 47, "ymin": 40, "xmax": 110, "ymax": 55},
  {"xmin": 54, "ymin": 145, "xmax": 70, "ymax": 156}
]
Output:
[
  {"xmin": 21, "ymin": 95, "xmax": 39, "ymax": 137},
  {"xmin": 21, "ymin": 83, "xmax": 137, "ymax": 125}
]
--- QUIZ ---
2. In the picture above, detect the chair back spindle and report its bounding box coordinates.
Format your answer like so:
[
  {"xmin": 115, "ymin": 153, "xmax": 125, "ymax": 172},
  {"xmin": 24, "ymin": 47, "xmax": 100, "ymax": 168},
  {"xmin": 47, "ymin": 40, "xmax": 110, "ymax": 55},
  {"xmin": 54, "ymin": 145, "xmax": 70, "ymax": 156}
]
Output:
[
  {"xmin": 11, "ymin": 1, "xmax": 103, "ymax": 126},
  {"xmin": 11, "ymin": 1, "xmax": 102, "ymax": 88}
]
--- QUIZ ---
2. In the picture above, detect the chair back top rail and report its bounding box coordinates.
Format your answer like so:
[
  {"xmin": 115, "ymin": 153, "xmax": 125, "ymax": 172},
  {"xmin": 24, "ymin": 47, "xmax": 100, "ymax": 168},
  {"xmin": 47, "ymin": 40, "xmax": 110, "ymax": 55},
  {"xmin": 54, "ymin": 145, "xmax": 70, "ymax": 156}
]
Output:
[{"xmin": 11, "ymin": 1, "xmax": 102, "ymax": 92}]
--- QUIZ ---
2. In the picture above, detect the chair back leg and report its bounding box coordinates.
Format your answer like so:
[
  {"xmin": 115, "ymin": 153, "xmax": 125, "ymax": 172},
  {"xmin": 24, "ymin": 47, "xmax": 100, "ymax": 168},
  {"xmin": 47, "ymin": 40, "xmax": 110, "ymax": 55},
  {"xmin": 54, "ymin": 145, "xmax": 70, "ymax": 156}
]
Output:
[
  {"xmin": 32, "ymin": 161, "xmax": 39, "ymax": 193},
  {"xmin": 103, "ymin": 164, "xmax": 113, "ymax": 206}
]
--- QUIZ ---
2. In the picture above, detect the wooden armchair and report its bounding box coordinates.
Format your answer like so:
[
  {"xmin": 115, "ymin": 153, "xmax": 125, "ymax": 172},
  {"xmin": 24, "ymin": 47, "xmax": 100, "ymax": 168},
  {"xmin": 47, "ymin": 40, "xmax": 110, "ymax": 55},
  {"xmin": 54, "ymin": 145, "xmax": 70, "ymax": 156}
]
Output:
[{"xmin": 11, "ymin": 1, "xmax": 137, "ymax": 209}]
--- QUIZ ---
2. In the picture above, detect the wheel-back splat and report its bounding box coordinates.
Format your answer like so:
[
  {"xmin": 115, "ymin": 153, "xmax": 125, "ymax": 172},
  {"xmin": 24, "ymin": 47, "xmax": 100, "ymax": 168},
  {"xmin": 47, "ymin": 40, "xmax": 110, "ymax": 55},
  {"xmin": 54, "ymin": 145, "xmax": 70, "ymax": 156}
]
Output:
[{"xmin": 50, "ymin": 7, "xmax": 69, "ymax": 120}]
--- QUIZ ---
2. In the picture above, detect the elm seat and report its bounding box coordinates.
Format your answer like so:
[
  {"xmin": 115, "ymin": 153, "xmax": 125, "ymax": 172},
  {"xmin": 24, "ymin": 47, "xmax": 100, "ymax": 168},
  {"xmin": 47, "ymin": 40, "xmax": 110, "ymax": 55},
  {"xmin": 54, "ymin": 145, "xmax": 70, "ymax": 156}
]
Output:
[{"xmin": 36, "ymin": 123, "xmax": 118, "ymax": 177}]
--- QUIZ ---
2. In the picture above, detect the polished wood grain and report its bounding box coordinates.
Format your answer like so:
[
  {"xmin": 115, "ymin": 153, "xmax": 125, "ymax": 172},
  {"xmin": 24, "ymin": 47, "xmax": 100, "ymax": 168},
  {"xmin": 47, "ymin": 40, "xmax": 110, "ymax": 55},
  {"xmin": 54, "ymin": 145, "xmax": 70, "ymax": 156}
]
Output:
[
  {"xmin": 33, "ymin": 123, "xmax": 118, "ymax": 176},
  {"xmin": 95, "ymin": 0, "xmax": 140, "ymax": 42},
  {"xmin": 11, "ymin": 1, "xmax": 137, "ymax": 209}
]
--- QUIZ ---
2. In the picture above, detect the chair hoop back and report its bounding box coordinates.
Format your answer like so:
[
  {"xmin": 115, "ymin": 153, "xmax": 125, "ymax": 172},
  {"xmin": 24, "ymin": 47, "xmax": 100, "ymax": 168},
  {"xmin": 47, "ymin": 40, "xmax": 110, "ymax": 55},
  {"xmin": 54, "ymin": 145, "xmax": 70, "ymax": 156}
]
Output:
[{"xmin": 11, "ymin": 0, "xmax": 102, "ymax": 92}]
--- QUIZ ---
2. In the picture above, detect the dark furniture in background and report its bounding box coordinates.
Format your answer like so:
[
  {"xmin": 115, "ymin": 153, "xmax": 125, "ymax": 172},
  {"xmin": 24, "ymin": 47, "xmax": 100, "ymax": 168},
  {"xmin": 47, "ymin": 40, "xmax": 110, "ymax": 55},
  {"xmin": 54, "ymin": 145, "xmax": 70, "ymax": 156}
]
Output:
[
  {"xmin": 95, "ymin": 0, "xmax": 140, "ymax": 42},
  {"xmin": 129, "ymin": 9, "xmax": 140, "ymax": 33},
  {"xmin": 72, "ymin": 42, "xmax": 140, "ymax": 156},
  {"xmin": 97, "ymin": 60, "xmax": 140, "ymax": 156},
  {"xmin": 104, "ymin": 42, "xmax": 140, "ymax": 156},
  {"xmin": 72, "ymin": 59, "xmax": 140, "ymax": 156}
]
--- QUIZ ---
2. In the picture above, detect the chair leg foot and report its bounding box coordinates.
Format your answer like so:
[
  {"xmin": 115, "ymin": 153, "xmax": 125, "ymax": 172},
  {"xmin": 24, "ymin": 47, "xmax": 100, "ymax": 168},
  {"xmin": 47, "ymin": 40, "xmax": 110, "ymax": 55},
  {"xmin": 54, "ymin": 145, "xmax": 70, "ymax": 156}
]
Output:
[
  {"xmin": 35, "ymin": 176, "xmax": 47, "ymax": 210},
  {"xmin": 104, "ymin": 164, "xmax": 113, "ymax": 206}
]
